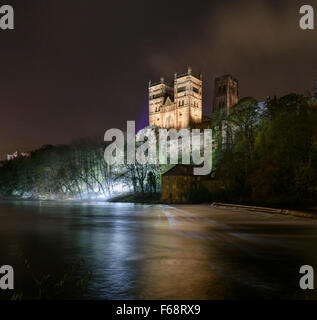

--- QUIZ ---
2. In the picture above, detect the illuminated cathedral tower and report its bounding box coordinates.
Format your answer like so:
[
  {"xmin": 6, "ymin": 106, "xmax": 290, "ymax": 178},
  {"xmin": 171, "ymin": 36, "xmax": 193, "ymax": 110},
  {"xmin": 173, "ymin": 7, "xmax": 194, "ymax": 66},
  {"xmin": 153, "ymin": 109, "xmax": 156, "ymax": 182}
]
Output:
[{"xmin": 148, "ymin": 67, "xmax": 202, "ymax": 129}]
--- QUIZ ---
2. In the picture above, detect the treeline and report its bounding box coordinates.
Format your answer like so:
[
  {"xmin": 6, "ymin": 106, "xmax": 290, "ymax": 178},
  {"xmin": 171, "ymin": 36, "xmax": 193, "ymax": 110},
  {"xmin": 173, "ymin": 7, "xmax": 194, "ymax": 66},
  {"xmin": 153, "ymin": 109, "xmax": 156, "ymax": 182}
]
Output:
[
  {"xmin": 0, "ymin": 139, "xmax": 161, "ymax": 199},
  {"xmin": 0, "ymin": 93, "xmax": 316, "ymax": 206},
  {"xmin": 212, "ymin": 94, "xmax": 317, "ymax": 207}
]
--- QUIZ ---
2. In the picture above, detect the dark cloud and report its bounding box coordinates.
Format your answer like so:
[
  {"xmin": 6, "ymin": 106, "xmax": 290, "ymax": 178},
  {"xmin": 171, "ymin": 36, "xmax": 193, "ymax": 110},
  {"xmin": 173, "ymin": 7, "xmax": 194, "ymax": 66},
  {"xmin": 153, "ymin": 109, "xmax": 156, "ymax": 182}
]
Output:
[
  {"xmin": 0, "ymin": 0, "xmax": 316, "ymax": 159},
  {"xmin": 147, "ymin": 0, "xmax": 317, "ymax": 108}
]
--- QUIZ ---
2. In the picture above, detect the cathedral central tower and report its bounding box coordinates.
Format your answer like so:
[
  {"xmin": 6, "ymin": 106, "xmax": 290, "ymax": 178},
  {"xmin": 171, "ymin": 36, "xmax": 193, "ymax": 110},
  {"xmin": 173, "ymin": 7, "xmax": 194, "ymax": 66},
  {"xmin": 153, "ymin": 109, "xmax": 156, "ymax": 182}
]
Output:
[{"xmin": 213, "ymin": 74, "xmax": 239, "ymax": 115}]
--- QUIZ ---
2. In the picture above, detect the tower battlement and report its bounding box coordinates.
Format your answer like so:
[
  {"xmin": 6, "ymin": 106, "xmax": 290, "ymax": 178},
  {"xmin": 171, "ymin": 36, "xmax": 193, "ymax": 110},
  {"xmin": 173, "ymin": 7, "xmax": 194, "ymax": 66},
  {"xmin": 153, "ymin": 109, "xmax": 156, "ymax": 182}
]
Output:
[
  {"xmin": 149, "ymin": 67, "xmax": 202, "ymax": 129},
  {"xmin": 148, "ymin": 68, "xmax": 239, "ymax": 129}
]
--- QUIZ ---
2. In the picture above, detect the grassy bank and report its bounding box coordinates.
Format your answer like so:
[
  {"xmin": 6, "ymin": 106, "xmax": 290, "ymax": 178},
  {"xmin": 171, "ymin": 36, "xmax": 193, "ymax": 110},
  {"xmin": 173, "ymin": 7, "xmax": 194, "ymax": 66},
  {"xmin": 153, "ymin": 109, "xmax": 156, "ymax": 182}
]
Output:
[{"xmin": 108, "ymin": 192, "xmax": 161, "ymax": 204}]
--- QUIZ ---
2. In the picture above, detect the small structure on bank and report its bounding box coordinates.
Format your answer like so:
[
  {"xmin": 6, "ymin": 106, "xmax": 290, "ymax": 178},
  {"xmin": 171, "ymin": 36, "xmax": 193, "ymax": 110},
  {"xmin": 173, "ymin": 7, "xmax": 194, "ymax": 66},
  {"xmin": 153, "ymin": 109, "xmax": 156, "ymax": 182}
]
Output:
[
  {"xmin": 161, "ymin": 164, "xmax": 214, "ymax": 203},
  {"xmin": 7, "ymin": 151, "xmax": 30, "ymax": 161}
]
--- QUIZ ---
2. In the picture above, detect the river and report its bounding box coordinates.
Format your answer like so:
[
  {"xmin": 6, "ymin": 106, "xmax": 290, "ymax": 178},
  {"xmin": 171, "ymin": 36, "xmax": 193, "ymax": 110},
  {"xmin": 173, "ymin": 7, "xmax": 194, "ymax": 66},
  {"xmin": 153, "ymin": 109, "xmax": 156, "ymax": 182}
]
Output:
[{"xmin": 0, "ymin": 200, "xmax": 316, "ymax": 299}]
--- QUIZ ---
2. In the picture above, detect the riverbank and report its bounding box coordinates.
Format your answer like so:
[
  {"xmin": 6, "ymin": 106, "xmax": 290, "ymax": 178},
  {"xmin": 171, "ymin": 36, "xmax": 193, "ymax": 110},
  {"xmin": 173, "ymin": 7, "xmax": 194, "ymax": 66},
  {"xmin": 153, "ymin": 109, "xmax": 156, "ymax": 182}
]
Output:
[
  {"xmin": 108, "ymin": 192, "xmax": 161, "ymax": 204},
  {"xmin": 2, "ymin": 194, "xmax": 316, "ymax": 219},
  {"xmin": 212, "ymin": 202, "xmax": 317, "ymax": 219},
  {"xmin": 109, "ymin": 193, "xmax": 317, "ymax": 219}
]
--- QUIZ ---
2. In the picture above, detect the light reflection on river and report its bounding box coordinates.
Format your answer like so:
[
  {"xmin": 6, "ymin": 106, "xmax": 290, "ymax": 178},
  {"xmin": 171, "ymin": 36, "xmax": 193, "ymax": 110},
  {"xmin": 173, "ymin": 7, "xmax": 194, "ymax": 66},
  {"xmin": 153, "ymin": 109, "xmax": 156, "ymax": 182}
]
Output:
[{"xmin": 0, "ymin": 200, "xmax": 316, "ymax": 300}]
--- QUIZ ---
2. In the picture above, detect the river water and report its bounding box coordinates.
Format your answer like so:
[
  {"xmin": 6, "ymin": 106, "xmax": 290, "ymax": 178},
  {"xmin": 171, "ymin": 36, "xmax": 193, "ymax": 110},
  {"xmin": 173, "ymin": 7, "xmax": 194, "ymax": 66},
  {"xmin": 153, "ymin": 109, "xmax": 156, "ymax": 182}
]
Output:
[{"xmin": 0, "ymin": 200, "xmax": 316, "ymax": 300}]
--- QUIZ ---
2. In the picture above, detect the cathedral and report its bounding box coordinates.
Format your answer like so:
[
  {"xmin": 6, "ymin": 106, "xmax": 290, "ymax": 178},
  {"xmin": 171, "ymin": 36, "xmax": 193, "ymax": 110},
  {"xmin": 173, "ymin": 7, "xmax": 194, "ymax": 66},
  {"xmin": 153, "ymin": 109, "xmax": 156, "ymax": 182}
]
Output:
[{"xmin": 148, "ymin": 67, "xmax": 239, "ymax": 129}]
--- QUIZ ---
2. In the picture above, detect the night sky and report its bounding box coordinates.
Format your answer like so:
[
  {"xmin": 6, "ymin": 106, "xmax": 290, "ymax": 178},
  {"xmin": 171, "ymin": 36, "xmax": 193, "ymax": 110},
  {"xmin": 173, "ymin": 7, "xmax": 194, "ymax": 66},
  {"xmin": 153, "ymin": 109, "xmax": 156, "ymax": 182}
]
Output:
[{"xmin": 0, "ymin": 0, "xmax": 316, "ymax": 159}]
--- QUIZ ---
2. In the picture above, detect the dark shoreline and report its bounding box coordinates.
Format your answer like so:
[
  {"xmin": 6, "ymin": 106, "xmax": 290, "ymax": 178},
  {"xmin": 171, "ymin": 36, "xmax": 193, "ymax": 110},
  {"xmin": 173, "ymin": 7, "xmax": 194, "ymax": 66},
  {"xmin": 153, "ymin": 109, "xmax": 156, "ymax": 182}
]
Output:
[
  {"xmin": 108, "ymin": 192, "xmax": 162, "ymax": 204},
  {"xmin": 1, "ymin": 194, "xmax": 316, "ymax": 217}
]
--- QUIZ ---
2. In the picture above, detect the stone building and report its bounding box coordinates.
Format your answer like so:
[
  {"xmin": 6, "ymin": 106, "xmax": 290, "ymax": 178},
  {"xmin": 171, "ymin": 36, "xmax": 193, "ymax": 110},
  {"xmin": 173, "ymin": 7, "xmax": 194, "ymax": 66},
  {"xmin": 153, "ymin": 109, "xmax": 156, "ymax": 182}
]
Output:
[
  {"xmin": 149, "ymin": 69, "xmax": 239, "ymax": 130},
  {"xmin": 161, "ymin": 165, "xmax": 214, "ymax": 203},
  {"xmin": 149, "ymin": 67, "xmax": 203, "ymax": 129},
  {"xmin": 213, "ymin": 74, "xmax": 239, "ymax": 115},
  {"xmin": 7, "ymin": 151, "xmax": 30, "ymax": 161},
  {"xmin": 153, "ymin": 72, "xmax": 239, "ymax": 203}
]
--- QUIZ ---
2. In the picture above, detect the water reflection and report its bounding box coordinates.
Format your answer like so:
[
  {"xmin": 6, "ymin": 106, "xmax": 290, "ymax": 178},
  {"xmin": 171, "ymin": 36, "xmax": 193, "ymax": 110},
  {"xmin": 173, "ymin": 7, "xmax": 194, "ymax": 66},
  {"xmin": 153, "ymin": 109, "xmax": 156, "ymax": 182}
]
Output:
[{"xmin": 0, "ymin": 201, "xmax": 316, "ymax": 299}]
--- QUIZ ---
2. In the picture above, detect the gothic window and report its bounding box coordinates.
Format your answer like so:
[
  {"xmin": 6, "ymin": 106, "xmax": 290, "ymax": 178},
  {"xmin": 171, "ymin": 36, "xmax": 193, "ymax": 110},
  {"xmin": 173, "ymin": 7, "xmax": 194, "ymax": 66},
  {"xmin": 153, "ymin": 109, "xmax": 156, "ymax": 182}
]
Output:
[{"xmin": 223, "ymin": 85, "xmax": 227, "ymax": 94}]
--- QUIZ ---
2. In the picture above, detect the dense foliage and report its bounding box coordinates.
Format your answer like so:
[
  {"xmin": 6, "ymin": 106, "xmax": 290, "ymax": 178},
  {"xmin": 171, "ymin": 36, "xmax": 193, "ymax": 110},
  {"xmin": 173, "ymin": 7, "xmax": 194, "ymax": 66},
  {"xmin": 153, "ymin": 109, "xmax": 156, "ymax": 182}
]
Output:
[
  {"xmin": 0, "ymin": 93, "xmax": 316, "ymax": 207},
  {"xmin": 212, "ymin": 94, "xmax": 317, "ymax": 207},
  {"xmin": 0, "ymin": 139, "xmax": 161, "ymax": 199}
]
